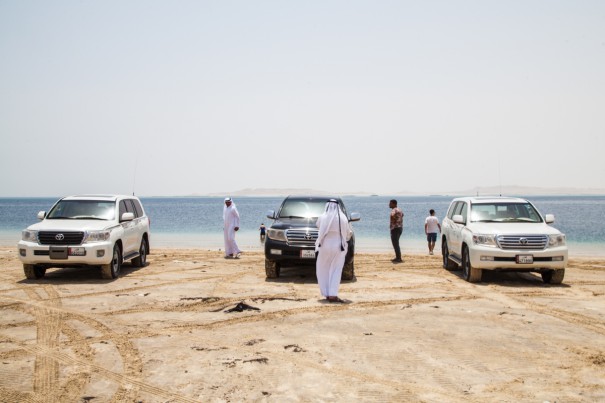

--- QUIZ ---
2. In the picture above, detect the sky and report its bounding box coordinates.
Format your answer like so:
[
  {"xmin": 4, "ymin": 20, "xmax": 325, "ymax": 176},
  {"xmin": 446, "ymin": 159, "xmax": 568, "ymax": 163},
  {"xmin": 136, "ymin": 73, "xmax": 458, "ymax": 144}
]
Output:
[{"xmin": 1, "ymin": 1, "xmax": 604, "ymax": 197}]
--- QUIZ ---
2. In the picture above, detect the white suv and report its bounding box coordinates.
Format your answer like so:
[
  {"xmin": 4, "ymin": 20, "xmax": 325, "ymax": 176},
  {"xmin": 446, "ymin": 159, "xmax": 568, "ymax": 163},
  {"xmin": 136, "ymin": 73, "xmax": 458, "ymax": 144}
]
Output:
[
  {"xmin": 441, "ymin": 197, "xmax": 567, "ymax": 284},
  {"xmin": 18, "ymin": 195, "xmax": 150, "ymax": 280}
]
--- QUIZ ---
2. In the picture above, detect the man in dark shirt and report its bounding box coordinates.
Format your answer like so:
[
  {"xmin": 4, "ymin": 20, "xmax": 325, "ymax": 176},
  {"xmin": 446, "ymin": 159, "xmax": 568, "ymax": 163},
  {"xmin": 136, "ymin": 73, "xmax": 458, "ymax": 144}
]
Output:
[{"xmin": 389, "ymin": 199, "xmax": 404, "ymax": 263}]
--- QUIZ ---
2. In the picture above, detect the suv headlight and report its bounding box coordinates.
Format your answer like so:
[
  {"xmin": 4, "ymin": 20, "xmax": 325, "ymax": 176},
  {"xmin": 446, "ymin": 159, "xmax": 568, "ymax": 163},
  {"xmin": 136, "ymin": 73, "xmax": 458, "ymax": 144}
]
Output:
[
  {"xmin": 84, "ymin": 230, "xmax": 111, "ymax": 243},
  {"xmin": 472, "ymin": 234, "xmax": 497, "ymax": 247},
  {"xmin": 548, "ymin": 234, "xmax": 566, "ymax": 247},
  {"xmin": 267, "ymin": 229, "xmax": 287, "ymax": 242},
  {"xmin": 22, "ymin": 230, "xmax": 39, "ymax": 243}
]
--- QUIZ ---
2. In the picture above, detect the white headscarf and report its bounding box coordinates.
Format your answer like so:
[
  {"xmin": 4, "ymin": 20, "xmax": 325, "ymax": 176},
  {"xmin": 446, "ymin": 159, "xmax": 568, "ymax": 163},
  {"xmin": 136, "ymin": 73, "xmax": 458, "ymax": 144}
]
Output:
[
  {"xmin": 223, "ymin": 197, "xmax": 238, "ymax": 221},
  {"xmin": 316, "ymin": 199, "xmax": 349, "ymax": 251}
]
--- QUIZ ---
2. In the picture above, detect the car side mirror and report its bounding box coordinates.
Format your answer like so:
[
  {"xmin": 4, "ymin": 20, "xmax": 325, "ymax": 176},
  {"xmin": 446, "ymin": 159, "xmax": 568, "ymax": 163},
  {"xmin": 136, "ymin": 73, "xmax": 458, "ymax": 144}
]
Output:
[
  {"xmin": 349, "ymin": 212, "xmax": 361, "ymax": 222},
  {"xmin": 37, "ymin": 211, "xmax": 46, "ymax": 220},
  {"xmin": 121, "ymin": 212, "xmax": 135, "ymax": 222},
  {"xmin": 544, "ymin": 214, "xmax": 555, "ymax": 224},
  {"xmin": 266, "ymin": 210, "xmax": 276, "ymax": 220},
  {"xmin": 453, "ymin": 214, "xmax": 465, "ymax": 224}
]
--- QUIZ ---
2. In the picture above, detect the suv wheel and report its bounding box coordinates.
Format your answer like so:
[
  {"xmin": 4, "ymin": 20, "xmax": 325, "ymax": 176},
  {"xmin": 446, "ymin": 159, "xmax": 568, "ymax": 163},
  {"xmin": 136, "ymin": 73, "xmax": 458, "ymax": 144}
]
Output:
[
  {"xmin": 265, "ymin": 259, "xmax": 280, "ymax": 278},
  {"xmin": 341, "ymin": 259, "xmax": 355, "ymax": 281},
  {"xmin": 23, "ymin": 264, "xmax": 46, "ymax": 280},
  {"xmin": 462, "ymin": 246, "xmax": 482, "ymax": 283},
  {"xmin": 541, "ymin": 269, "xmax": 565, "ymax": 285},
  {"xmin": 132, "ymin": 238, "xmax": 148, "ymax": 268},
  {"xmin": 442, "ymin": 240, "xmax": 458, "ymax": 271},
  {"xmin": 102, "ymin": 244, "xmax": 122, "ymax": 279}
]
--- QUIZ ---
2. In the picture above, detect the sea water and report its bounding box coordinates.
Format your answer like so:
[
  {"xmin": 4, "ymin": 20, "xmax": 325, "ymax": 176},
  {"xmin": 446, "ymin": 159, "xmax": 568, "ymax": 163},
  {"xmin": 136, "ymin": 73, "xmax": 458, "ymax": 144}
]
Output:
[{"xmin": 1, "ymin": 195, "xmax": 603, "ymax": 256}]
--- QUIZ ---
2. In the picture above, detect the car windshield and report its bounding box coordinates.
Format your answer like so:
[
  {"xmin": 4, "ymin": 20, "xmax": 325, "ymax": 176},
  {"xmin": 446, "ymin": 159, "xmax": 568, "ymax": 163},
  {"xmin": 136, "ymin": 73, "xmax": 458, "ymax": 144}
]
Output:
[
  {"xmin": 278, "ymin": 199, "xmax": 337, "ymax": 219},
  {"xmin": 470, "ymin": 203, "xmax": 543, "ymax": 223},
  {"xmin": 47, "ymin": 200, "xmax": 115, "ymax": 220}
]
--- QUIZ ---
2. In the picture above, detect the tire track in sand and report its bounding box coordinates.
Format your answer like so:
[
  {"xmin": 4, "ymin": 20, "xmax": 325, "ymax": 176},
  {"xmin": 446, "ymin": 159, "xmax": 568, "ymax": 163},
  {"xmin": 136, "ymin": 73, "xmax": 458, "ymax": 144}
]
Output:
[
  {"xmin": 460, "ymin": 281, "xmax": 605, "ymax": 337},
  {"xmin": 21, "ymin": 285, "xmax": 62, "ymax": 398},
  {"xmin": 4, "ymin": 285, "xmax": 199, "ymax": 402},
  {"xmin": 1, "ymin": 335, "xmax": 200, "ymax": 403}
]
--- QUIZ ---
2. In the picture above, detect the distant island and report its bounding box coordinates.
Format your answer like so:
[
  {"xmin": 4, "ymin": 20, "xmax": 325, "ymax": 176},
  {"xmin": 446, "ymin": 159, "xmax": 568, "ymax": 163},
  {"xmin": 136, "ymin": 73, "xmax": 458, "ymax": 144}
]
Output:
[
  {"xmin": 448, "ymin": 186, "xmax": 605, "ymax": 197},
  {"xmin": 193, "ymin": 186, "xmax": 605, "ymax": 197}
]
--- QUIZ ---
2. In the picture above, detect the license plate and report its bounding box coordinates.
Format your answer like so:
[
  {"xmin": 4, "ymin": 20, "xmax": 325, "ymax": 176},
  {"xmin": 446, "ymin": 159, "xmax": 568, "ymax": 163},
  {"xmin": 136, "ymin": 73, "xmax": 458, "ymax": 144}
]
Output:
[
  {"xmin": 301, "ymin": 250, "xmax": 316, "ymax": 259},
  {"xmin": 49, "ymin": 247, "xmax": 68, "ymax": 260},
  {"xmin": 68, "ymin": 247, "xmax": 86, "ymax": 256},
  {"xmin": 516, "ymin": 255, "xmax": 534, "ymax": 264}
]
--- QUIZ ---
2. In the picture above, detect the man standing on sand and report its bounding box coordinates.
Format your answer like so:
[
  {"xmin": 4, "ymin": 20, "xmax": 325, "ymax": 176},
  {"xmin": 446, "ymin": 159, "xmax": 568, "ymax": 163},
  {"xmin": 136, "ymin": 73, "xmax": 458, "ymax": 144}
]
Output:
[
  {"xmin": 389, "ymin": 199, "xmax": 404, "ymax": 263},
  {"xmin": 223, "ymin": 197, "xmax": 241, "ymax": 259},
  {"xmin": 425, "ymin": 209, "xmax": 441, "ymax": 255},
  {"xmin": 315, "ymin": 199, "xmax": 352, "ymax": 303}
]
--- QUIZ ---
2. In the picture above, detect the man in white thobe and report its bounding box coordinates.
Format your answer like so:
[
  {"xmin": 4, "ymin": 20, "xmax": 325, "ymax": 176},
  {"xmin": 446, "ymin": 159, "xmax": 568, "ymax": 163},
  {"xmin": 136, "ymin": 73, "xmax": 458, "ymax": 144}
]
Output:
[
  {"xmin": 315, "ymin": 200, "xmax": 352, "ymax": 302},
  {"xmin": 223, "ymin": 197, "xmax": 241, "ymax": 258}
]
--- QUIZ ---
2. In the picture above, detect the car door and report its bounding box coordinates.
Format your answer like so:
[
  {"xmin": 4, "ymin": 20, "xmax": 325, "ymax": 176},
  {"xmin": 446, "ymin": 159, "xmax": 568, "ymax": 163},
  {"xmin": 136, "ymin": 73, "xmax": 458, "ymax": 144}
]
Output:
[
  {"xmin": 129, "ymin": 198, "xmax": 147, "ymax": 247},
  {"xmin": 119, "ymin": 200, "xmax": 137, "ymax": 256},
  {"xmin": 449, "ymin": 201, "xmax": 467, "ymax": 259},
  {"xmin": 443, "ymin": 201, "xmax": 459, "ymax": 255}
]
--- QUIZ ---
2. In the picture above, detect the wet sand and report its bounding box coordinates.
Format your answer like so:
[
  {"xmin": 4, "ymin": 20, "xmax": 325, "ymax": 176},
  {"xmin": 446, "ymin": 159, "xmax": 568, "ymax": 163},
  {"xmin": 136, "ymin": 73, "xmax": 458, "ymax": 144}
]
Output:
[{"xmin": 0, "ymin": 247, "xmax": 604, "ymax": 402}]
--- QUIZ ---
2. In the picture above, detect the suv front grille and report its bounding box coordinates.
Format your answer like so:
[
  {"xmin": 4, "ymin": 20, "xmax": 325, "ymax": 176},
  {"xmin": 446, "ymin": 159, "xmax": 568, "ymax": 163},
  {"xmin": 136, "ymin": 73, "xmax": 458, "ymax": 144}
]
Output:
[
  {"xmin": 497, "ymin": 235, "xmax": 548, "ymax": 250},
  {"xmin": 38, "ymin": 231, "xmax": 85, "ymax": 246},
  {"xmin": 286, "ymin": 229, "xmax": 318, "ymax": 246}
]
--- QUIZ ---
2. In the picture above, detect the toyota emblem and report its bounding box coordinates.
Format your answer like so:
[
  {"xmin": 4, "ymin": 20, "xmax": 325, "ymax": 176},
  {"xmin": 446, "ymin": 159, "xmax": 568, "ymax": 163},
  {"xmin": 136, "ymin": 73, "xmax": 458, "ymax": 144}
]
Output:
[
  {"xmin": 519, "ymin": 238, "xmax": 528, "ymax": 245},
  {"xmin": 304, "ymin": 233, "xmax": 313, "ymax": 240},
  {"xmin": 55, "ymin": 233, "xmax": 65, "ymax": 241}
]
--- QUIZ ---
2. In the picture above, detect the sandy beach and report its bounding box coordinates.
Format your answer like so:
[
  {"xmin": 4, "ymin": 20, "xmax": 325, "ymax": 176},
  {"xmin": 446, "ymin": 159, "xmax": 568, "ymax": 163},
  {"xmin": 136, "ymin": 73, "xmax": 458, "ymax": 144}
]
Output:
[{"xmin": 0, "ymin": 246, "xmax": 604, "ymax": 402}]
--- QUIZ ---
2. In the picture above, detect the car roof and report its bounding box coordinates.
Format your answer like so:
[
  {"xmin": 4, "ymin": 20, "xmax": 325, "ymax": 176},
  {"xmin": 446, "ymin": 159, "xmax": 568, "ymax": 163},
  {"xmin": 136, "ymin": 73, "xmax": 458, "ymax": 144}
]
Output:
[
  {"xmin": 453, "ymin": 196, "xmax": 529, "ymax": 204},
  {"xmin": 61, "ymin": 195, "xmax": 136, "ymax": 201},
  {"xmin": 285, "ymin": 195, "xmax": 343, "ymax": 201}
]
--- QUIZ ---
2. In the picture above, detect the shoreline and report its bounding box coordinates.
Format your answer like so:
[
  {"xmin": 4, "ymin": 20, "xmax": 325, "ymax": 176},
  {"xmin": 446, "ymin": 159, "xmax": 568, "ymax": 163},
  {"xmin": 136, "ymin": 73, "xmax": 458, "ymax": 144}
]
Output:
[
  {"xmin": 2, "ymin": 227, "xmax": 604, "ymax": 257},
  {"xmin": 2, "ymin": 225, "xmax": 604, "ymax": 258}
]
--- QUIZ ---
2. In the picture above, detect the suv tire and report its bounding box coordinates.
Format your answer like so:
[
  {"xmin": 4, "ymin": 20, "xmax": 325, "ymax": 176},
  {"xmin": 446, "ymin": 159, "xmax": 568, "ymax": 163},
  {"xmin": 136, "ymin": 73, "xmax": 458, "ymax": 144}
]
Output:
[
  {"xmin": 462, "ymin": 246, "xmax": 482, "ymax": 283},
  {"xmin": 341, "ymin": 259, "xmax": 354, "ymax": 280},
  {"xmin": 23, "ymin": 264, "xmax": 46, "ymax": 280},
  {"xmin": 442, "ymin": 240, "xmax": 458, "ymax": 271},
  {"xmin": 265, "ymin": 259, "xmax": 280, "ymax": 279},
  {"xmin": 541, "ymin": 269, "xmax": 565, "ymax": 285},
  {"xmin": 102, "ymin": 244, "xmax": 122, "ymax": 279},
  {"xmin": 132, "ymin": 238, "xmax": 148, "ymax": 268}
]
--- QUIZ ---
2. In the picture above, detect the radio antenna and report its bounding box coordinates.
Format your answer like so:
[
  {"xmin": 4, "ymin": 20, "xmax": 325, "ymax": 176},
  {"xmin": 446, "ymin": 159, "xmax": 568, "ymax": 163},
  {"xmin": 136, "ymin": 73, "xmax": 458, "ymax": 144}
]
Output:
[
  {"xmin": 132, "ymin": 149, "xmax": 140, "ymax": 196},
  {"xmin": 498, "ymin": 152, "xmax": 502, "ymax": 197}
]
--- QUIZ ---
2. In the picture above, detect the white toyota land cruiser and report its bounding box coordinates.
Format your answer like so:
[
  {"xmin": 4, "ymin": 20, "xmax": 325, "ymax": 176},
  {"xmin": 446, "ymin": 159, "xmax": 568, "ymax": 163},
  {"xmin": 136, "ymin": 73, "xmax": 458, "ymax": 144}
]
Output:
[
  {"xmin": 18, "ymin": 195, "xmax": 150, "ymax": 280},
  {"xmin": 441, "ymin": 197, "xmax": 567, "ymax": 284}
]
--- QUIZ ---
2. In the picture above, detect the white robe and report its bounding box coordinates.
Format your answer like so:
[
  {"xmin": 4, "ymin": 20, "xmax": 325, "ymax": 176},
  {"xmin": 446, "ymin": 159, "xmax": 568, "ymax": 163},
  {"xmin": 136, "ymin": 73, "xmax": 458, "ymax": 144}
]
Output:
[
  {"xmin": 223, "ymin": 203, "xmax": 241, "ymax": 256},
  {"xmin": 315, "ymin": 202, "xmax": 352, "ymax": 298}
]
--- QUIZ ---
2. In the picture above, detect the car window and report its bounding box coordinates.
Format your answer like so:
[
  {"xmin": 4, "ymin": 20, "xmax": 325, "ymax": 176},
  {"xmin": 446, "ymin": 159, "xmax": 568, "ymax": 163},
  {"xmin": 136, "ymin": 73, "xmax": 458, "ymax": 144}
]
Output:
[
  {"xmin": 119, "ymin": 200, "xmax": 135, "ymax": 220},
  {"xmin": 471, "ymin": 204, "xmax": 496, "ymax": 221},
  {"xmin": 131, "ymin": 199, "xmax": 144, "ymax": 217},
  {"xmin": 447, "ymin": 202, "xmax": 459, "ymax": 219},
  {"xmin": 459, "ymin": 202, "xmax": 468, "ymax": 223},
  {"xmin": 124, "ymin": 199, "xmax": 140, "ymax": 217},
  {"xmin": 452, "ymin": 202, "xmax": 464, "ymax": 217},
  {"xmin": 279, "ymin": 199, "xmax": 339, "ymax": 218},
  {"xmin": 470, "ymin": 203, "xmax": 542, "ymax": 222},
  {"xmin": 47, "ymin": 200, "xmax": 115, "ymax": 220}
]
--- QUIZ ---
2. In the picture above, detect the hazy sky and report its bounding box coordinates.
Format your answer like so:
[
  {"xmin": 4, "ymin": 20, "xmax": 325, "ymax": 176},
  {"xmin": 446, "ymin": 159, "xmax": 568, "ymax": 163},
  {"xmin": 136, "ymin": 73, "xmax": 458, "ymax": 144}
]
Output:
[{"xmin": 1, "ymin": 1, "xmax": 604, "ymax": 197}]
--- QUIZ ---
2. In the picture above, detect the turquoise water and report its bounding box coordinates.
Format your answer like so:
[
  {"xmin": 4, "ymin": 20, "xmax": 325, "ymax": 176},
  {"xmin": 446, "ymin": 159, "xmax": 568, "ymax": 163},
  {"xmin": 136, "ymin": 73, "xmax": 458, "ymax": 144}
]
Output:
[{"xmin": 1, "ymin": 195, "xmax": 604, "ymax": 256}]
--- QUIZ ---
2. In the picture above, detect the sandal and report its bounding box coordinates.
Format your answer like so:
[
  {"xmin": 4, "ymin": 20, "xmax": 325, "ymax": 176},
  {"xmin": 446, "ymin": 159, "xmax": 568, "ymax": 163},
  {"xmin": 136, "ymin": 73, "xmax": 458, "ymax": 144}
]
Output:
[{"xmin": 328, "ymin": 297, "xmax": 345, "ymax": 303}]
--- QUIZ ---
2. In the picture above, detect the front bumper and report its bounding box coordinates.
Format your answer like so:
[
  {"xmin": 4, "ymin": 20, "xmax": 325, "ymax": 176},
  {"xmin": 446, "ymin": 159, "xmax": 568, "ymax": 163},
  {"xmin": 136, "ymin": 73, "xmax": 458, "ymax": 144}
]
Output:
[
  {"xmin": 469, "ymin": 245, "xmax": 568, "ymax": 270},
  {"xmin": 17, "ymin": 240, "xmax": 114, "ymax": 266},
  {"xmin": 264, "ymin": 239, "xmax": 354, "ymax": 264},
  {"xmin": 265, "ymin": 239, "xmax": 318, "ymax": 264}
]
